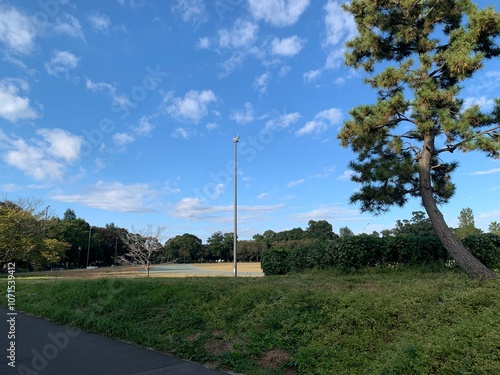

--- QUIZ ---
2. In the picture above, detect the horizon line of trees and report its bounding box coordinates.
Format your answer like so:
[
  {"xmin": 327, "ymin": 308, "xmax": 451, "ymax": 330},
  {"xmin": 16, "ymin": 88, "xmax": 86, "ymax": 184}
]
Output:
[{"xmin": 1, "ymin": 197, "xmax": 499, "ymax": 270}]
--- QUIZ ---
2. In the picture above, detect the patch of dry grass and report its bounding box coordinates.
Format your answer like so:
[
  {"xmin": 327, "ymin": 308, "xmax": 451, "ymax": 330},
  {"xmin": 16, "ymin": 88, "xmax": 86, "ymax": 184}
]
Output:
[{"xmin": 15, "ymin": 263, "xmax": 263, "ymax": 279}]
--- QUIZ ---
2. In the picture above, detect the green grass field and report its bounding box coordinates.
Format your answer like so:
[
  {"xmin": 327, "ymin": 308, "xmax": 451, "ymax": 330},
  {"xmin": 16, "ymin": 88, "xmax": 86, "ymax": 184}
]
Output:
[{"xmin": 2, "ymin": 267, "xmax": 499, "ymax": 374}]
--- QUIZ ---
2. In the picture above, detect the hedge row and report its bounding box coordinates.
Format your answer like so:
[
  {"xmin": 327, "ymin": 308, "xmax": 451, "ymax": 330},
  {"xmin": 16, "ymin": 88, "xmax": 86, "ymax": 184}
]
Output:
[{"xmin": 261, "ymin": 234, "xmax": 500, "ymax": 275}]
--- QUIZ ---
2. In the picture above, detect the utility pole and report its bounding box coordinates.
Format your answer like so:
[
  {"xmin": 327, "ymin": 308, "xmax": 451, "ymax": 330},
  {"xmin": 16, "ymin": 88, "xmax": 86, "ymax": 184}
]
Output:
[
  {"xmin": 86, "ymin": 226, "xmax": 92, "ymax": 268},
  {"xmin": 233, "ymin": 135, "xmax": 239, "ymax": 277}
]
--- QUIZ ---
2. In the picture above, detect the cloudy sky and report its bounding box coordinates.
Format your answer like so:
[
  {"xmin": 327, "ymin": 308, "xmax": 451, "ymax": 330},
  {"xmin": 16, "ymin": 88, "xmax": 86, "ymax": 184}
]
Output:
[{"xmin": 1, "ymin": 0, "xmax": 499, "ymax": 241}]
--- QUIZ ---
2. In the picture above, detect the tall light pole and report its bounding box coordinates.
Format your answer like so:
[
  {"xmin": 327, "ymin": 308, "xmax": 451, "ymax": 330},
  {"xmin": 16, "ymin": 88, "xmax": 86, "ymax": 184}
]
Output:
[
  {"xmin": 86, "ymin": 226, "xmax": 92, "ymax": 268},
  {"xmin": 233, "ymin": 135, "xmax": 239, "ymax": 278},
  {"xmin": 114, "ymin": 237, "xmax": 118, "ymax": 266}
]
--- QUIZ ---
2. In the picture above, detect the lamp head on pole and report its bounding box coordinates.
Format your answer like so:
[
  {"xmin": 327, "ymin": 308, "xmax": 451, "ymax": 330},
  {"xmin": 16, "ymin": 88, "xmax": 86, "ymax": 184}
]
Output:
[{"xmin": 233, "ymin": 135, "xmax": 240, "ymax": 143}]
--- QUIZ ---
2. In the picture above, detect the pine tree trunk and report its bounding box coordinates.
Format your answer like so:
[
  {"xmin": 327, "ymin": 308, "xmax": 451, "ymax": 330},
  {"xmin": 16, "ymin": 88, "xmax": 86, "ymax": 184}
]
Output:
[{"xmin": 419, "ymin": 133, "xmax": 496, "ymax": 280}]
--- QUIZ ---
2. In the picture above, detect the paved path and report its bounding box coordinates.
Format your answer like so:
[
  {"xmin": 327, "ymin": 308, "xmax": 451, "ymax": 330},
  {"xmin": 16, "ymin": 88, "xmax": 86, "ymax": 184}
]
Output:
[{"xmin": 0, "ymin": 308, "xmax": 228, "ymax": 375}]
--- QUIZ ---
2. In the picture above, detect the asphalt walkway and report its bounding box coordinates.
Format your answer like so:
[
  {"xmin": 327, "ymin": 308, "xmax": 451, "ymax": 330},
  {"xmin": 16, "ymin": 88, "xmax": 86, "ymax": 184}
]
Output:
[{"xmin": 0, "ymin": 308, "xmax": 228, "ymax": 375}]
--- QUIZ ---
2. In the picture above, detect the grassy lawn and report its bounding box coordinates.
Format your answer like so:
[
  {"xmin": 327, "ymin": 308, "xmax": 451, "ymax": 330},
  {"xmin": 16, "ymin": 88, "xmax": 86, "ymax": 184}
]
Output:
[{"xmin": 2, "ymin": 267, "xmax": 499, "ymax": 374}]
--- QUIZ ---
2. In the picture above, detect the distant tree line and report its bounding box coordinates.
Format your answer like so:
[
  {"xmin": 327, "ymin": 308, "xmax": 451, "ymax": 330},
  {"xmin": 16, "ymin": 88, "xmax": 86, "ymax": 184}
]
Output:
[{"xmin": 1, "ymin": 197, "xmax": 499, "ymax": 272}]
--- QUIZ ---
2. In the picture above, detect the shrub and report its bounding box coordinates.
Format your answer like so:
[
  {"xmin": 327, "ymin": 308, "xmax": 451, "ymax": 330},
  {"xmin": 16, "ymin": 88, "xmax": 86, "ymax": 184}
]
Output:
[
  {"xmin": 383, "ymin": 236, "xmax": 447, "ymax": 265},
  {"xmin": 462, "ymin": 234, "xmax": 500, "ymax": 268},
  {"xmin": 327, "ymin": 235, "xmax": 384, "ymax": 270},
  {"xmin": 288, "ymin": 240, "xmax": 328, "ymax": 272},
  {"xmin": 261, "ymin": 247, "xmax": 291, "ymax": 275}
]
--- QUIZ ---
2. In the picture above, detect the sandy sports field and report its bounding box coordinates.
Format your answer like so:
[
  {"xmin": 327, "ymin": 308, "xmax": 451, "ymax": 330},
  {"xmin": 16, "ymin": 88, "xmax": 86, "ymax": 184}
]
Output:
[{"xmin": 17, "ymin": 263, "xmax": 264, "ymax": 279}]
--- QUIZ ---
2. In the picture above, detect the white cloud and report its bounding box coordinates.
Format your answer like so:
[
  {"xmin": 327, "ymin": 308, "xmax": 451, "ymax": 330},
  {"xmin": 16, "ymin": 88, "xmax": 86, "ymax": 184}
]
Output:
[
  {"xmin": 324, "ymin": 49, "xmax": 345, "ymax": 70},
  {"xmin": 0, "ymin": 79, "xmax": 38, "ymax": 122},
  {"xmin": 271, "ymin": 36, "xmax": 305, "ymax": 56},
  {"xmin": 206, "ymin": 122, "xmax": 218, "ymax": 131},
  {"xmin": 113, "ymin": 132, "xmax": 135, "ymax": 147},
  {"xmin": 218, "ymin": 19, "xmax": 258, "ymax": 49},
  {"xmin": 53, "ymin": 14, "xmax": 85, "ymax": 40},
  {"xmin": 172, "ymin": 0, "xmax": 207, "ymax": 24},
  {"xmin": 296, "ymin": 108, "xmax": 343, "ymax": 136},
  {"xmin": 248, "ymin": 0, "xmax": 310, "ymax": 27},
  {"xmin": 116, "ymin": 0, "xmax": 146, "ymax": 7},
  {"xmin": 172, "ymin": 127, "xmax": 189, "ymax": 139},
  {"xmin": 0, "ymin": 128, "xmax": 83, "ymax": 181},
  {"xmin": 171, "ymin": 197, "xmax": 284, "ymax": 221},
  {"xmin": 303, "ymin": 69, "xmax": 322, "ymax": 82},
  {"xmin": 265, "ymin": 112, "xmax": 301, "ymax": 130},
  {"xmin": 87, "ymin": 12, "xmax": 111, "ymax": 34},
  {"xmin": 323, "ymin": 1, "xmax": 356, "ymax": 47},
  {"xmin": 303, "ymin": 1, "xmax": 357, "ymax": 83},
  {"xmin": 278, "ymin": 65, "xmax": 291, "ymax": 77},
  {"xmin": 253, "ymin": 72, "xmax": 272, "ymax": 95},
  {"xmin": 337, "ymin": 169, "xmax": 354, "ymax": 181},
  {"xmin": 291, "ymin": 204, "xmax": 362, "ymax": 222},
  {"xmin": 287, "ymin": 179, "xmax": 305, "ymax": 188},
  {"xmin": 44, "ymin": 50, "xmax": 80, "ymax": 77},
  {"xmin": 231, "ymin": 102, "xmax": 254, "ymax": 124},
  {"xmin": 463, "ymin": 96, "xmax": 495, "ymax": 110},
  {"xmin": 469, "ymin": 168, "xmax": 500, "ymax": 176},
  {"xmin": 85, "ymin": 78, "xmax": 133, "ymax": 109},
  {"xmin": 0, "ymin": 5, "xmax": 36, "ymax": 54},
  {"xmin": 257, "ymin": 192, "xmax": 270, "ymax": 200},
  {"xmin": 197, "ymin": 37, "xmax": 211, "ymax": 49},
  {"xmin": 37, "ymin": 128, "xmax": 83, "ymax": 163},
  {"xmin": 134, "ymin": 116, "xmax": 155, "ymax": 136},
  {"xmin": 219, "ymin": 52, "xmax": 246, "ymax": 77},
  {"xmin": 53, "ymin": 181, "xmax": 158, "ymax": 212},
  {"xmin": 164, "ymin": 90, "xmax": 217, "ymax": 123}
]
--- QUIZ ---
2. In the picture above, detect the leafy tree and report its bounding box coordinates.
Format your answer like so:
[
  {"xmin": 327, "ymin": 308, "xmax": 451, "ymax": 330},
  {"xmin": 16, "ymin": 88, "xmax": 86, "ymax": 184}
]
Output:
[
  {"xmin": 306, "ymin": 220, "xmax": 337, "ymax": 240},
  {"xmin": 119, "ymin": 225, "xmax": 166, "ymax": 276},
  {"xmin": 339, "ymin": 226, "xmax": 355, "ymax": 238},
  {"xmin": 489, "ymin": 221, "xmax": 500, "ymax": 235},
  {"xmin": 163, "ymin": 233, "xmax": 202, "ymax": 263},
  {"xmin": 237, "ymin": 240, "xmax": 266, "ymax": 262},
  {"xmin": 456, "ymin": 207, "xmax": 483, "ymax": 239},
  {"xmin": 381, "ymin": 229, "xmax": 393, "ymax": 237},
  {"xmin": 338, "ymin": 0, "xmax": 500, "ymax": 279},
  {"xmin": 393, "ymin": 211, "xmax": 436, "ymax": 237},
  {"xmin": 274, "ymin": 227, "xmax": 306, "ymax": 242},
  {"xmin": 207, "ymin": 231, "xmax": 233, "ymax": 261},
  {"xmin": 63, "ymin": 208, "xmax": 77, "ymax": 221},
  {"xmin": 0, "ymin": 198, "xmax": 68, "ymax": 268},
  {"xmin": 253, "ymin": 230, "xmax": 277, "ymax": 249}
]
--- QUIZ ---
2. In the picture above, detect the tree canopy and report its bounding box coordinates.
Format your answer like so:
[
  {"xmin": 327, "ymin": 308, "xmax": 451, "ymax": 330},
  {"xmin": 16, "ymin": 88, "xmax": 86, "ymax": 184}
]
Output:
[{"xmin": 338, "ymin": 0, "xmax": 500, "ymax": 279}]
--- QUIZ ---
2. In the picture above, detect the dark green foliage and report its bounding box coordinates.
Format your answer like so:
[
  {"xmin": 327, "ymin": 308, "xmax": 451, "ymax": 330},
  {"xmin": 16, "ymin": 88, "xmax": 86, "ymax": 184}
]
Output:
[
  {"xmin": 384, "ymin": 236, "xmax": 448, "ymax": 265},
  {"xmin": 462, "ymin": 234, "xmax": 500, "ymax": 268},
  {"xmin": 261, "ymin": 247, "xmax": 291, "ymax": 275},
  {"xmin": 288, "ymin": 241, "xmax": 329, "ymax": 272},
  {"xmin": 393, "ymin": 211, "xmax": 436, "ymax": 237},
  {"xmin": 261, "ymin": 235, "xmax": 458, "ymax": 275},
  {"xmin": 327, "ymin": 235, "xmax": 385, "ymax": 270}
]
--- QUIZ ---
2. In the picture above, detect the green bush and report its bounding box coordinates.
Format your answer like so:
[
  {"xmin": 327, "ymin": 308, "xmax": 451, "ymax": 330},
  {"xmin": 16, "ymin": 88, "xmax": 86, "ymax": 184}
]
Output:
[
  {"xmin": 327, "ymin": 235, "xmax": 384, "ymax": 270},
  {"xmin": 383, "ymin": 235, "xmax": 447, "ymax": 265},
  {"xmin": 289, "ymin": 240, "xmax": 329, "ymax": 272},
  {"xmin": 462, "ymin": 234, "xmax": 500, "ymax": 268},
  {"xmin": 262, "ymin": 234, "xmax": 500, "ymax": 276},
  {"xmin": 261, "ymin": 247, "xmax": 291, "ymax": 275}
]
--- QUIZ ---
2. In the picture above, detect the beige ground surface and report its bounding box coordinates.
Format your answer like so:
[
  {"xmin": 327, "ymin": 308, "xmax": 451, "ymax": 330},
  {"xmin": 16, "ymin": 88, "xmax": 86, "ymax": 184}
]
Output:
[{"xmin": 17, "ymin": 263, "xmax": 263, "ymax": 279}]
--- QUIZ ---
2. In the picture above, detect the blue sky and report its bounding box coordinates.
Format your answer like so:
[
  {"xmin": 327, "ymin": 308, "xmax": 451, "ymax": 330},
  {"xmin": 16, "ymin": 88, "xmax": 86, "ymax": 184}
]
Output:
[{"xmin": 0, "ymin": 0, "xmax": 499, "ymax": 241}]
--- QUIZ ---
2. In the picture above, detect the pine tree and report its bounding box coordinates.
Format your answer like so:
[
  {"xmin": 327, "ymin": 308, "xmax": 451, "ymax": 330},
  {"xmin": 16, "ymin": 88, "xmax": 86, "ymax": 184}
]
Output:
[{"xmin": 338, "ymin": 0, "xmax": 500, "ymax": 279}]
